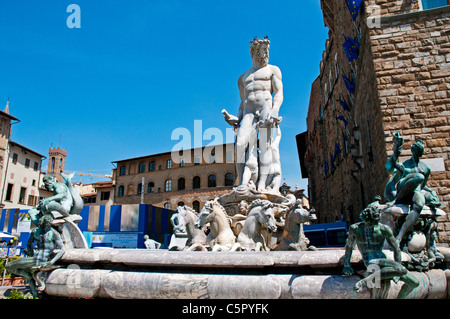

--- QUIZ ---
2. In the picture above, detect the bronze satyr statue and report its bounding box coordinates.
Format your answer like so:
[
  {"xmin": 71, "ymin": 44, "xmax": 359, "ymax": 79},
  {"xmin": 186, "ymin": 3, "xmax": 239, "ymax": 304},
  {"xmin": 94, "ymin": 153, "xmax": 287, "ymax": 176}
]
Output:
[
  {"xmin": 6, "ymin": 214, "xmax": 65, "ymax": 297},
  {"xmin": 384, "ymin": 132, "xmax": 441, "ymax": 244},
  {"xmin": 342, "ymin": 205, "xmax": 419, "ymax": 299}
]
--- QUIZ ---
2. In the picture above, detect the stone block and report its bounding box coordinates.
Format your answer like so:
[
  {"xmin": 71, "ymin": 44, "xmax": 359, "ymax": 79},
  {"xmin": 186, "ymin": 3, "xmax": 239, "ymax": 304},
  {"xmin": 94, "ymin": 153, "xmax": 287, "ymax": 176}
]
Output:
[
  {"xmin": 437, "ymin": 126, "xmax": 450, "ymax": 132},
  {"xmin": 393, "ymin": 107, "xmax": 405, "ymax": 115},
  {"xmin": 435, "ymin": 91, "xmax": 448, "ymax": 99},
  {"xmin": 382, "ymin": 61, "xmax": 394, "ymax": 70},
  {"xmin": 102, "ymin": 271, "xmax": 209, "ymax": 299},
  {"xmin": 425, "ymin": 118, "xmax": 448, "ymax": 127},
  {"xmin": 394, "ymin": 60, "xmax": 410, "ymax": 69},
  {"xmin": 393, "ymin": 73, "xmax": 416, "ymax": 83},
  {"xmin": 409, "ymin": 119, "xmax": 423, "ymax": 128},
  {"xmin": 425, "ymin": 269, "xmax": 447, "ymax": 299},
  {"xmin": 291, "ymin": 275, "xmax": 370, "ymax": 299},
  {"xmin": 398, "ymin": 53, "xmax": 416, "ymax": 60},
  {"xmin": 45, "ymin": 269, "xmax": 108, "ymax": 298},
  {"xmin": 445, "ymin": 269, "xmax": 450, "ymax": 299},
  {"xmin": 431, "ymin": 31, "xmax": 441, "ymax": 37},
  {"xmin": 398, "ymin": 87, "xmax": 414, "ymax": 94},
  {"xmin": 379, "ymin": 89, "xmax": 398, "ymax": 97},
  {"xmin": 418, "ymin": 72, "xmax": 431, "ymax": 80},
  {"xmin": 207, "ymin": 274, "xmax": 281, "ymax": 299},
  {"xmin": 413, "ymin": 86, "xmax": 427, "ymax": 94},
  {"xmin": 437, "ymin": 246, "xmax": 450, "ymax": 262},
  {"xmin": 431, "ymin": 68, "xmax": 450, "ymax": 78},
  {"xmin": 395, "ymin": 42, "xmax": 410, "ymax": 50},
  {"xmin": 383, "ymin": 26, "xmax": 400, "ymax": 34}
]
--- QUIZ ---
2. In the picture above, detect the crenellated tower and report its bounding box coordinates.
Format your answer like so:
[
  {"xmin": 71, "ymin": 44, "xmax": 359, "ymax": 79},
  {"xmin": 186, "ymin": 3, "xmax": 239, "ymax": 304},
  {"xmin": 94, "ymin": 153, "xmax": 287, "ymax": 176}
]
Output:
[{"xmin": 48, "ymin": 147, "xmax": 67, "ymax": 182}]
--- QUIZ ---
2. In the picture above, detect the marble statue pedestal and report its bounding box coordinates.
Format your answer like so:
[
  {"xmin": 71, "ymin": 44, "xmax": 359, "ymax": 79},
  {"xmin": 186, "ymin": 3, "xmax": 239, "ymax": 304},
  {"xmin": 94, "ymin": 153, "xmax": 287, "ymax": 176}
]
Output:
[{"xmin": 41, "ymin": 248, "xmax": 449, "ymax": 299}]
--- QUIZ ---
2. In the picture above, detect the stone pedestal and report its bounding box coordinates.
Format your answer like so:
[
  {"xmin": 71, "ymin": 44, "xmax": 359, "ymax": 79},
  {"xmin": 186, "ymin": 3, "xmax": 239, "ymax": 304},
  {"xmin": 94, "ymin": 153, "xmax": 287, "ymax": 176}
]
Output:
[
  {"xmin": 41, "ymin": 249, "xmax": 448, "ymax": 299},
  {"xmin": 168, "ymin": 235, "xmax": 188, "ymax": 250}
]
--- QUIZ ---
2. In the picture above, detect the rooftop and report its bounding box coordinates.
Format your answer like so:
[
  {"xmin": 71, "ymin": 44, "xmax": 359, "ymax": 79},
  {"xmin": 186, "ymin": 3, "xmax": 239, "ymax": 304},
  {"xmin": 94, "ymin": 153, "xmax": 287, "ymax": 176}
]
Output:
[
  {"xmin": 0, "ymin": 109, "xmax": 19, "ymax": 122},
  {"xmin": 112, "ymin": 142, "xmax": 235, "ymax": 164},
  {"xmin": 9, "ymin": 140, "xmax": 46, "ymax": 159}
]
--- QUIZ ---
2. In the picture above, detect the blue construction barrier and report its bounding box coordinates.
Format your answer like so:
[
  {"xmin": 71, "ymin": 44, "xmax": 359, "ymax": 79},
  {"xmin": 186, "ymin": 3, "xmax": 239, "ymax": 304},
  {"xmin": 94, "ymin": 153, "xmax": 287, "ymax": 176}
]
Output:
[
  {"xmin": 303, "ymin": 221, "xmax": 348, "ymax": 248},
  {"xmin": 0, "ymin": 205, "xmax": 175, "ymax": 250}
]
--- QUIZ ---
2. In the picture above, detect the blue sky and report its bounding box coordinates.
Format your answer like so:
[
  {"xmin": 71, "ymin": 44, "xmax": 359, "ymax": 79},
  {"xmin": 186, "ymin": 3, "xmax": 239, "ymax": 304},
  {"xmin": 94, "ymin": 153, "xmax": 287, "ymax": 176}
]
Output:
[{"xmin": 0, "ymin": 0, "xmax": 328, "ymax": 191}]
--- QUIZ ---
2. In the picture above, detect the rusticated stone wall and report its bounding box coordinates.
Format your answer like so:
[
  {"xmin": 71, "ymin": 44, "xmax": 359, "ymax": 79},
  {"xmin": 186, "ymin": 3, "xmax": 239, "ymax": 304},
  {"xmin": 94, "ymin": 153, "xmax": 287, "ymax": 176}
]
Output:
[
  {"xmin": 370, "ymin": 6, "xmax": 450, "ymax": 243},
  {"xmin": 308, "ymin": 1, "xmax": 450, "ymax": 244}
]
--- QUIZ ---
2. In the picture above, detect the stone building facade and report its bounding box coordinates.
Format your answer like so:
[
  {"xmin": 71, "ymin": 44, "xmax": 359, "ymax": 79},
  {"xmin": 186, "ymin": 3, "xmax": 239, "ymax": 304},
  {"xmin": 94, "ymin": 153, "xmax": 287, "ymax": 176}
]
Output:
[
  {"xmin": 1, "ymin": 141, "xmax": 45, "ymax": 209},
  {"xmin": 0, "ymin": 102, "xmax": 48, "ymax": 209},
  {"xmin": 302, "ymin": 0, "xmax": 450, "ymax": 244},
  {"xmin": 0, "ymin": 102, "xmax": 20, "ymax": 209},
  {"xmin": 78, "ymin": 180, "xmax": 115, "ymax": 207},
  {"xmin": 112, "ymin": 143, "xmax": 236, "ymax": 212}
]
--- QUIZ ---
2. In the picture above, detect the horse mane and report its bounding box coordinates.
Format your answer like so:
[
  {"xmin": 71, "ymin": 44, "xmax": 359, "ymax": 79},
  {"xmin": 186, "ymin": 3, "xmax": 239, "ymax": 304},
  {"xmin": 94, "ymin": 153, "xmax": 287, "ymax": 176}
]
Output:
[
  {"xmin": 183, "ymin": 205, "xmax": 198, "ymax": 216},
  {"xmin": 178, "ymin": 205, "xmax": 199, "ymax": 221},
  {"xmin": 205, "ymin": 200, "xmax": 228, "ymax": 216},
  {"xmin": 249, "ymin": 199, "xmax": 273, "ymax": 211}
]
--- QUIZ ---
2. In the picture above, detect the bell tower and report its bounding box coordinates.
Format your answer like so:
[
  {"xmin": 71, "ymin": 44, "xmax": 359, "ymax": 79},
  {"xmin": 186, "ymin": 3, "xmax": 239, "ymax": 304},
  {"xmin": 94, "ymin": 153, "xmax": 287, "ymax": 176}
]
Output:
[{"xmin": 48, "ymin": 147, "xmax": 67, "ymax": 182}]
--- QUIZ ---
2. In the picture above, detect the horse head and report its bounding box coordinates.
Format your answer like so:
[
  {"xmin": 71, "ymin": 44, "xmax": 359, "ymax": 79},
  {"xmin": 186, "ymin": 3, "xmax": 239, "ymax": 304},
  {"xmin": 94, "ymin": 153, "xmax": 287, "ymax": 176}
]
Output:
[
  {"xmin": 195, "ymin": 200, "xmax": 214, "ymax": 229},
  {"xmin": 249, "ymin": 199, "xmax": 277, "ymax": 233},
  {"xmin": 175, "ymin": 205, "xmax": 192, "ymax": 233},
  {"xmin": 291, "ymin": 201, "xmax": 317, "ymax": 224}
]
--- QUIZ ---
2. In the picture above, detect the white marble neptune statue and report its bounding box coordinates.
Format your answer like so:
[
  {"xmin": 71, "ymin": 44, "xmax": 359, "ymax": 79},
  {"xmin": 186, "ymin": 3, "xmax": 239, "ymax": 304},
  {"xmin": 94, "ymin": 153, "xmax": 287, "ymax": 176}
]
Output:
[{"xmin": 223, "ymin": 36, "xmax": 283, "ymax": 193}]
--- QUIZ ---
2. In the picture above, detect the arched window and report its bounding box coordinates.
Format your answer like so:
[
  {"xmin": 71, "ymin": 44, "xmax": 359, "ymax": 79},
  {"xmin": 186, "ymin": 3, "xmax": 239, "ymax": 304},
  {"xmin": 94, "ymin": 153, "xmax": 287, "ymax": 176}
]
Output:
[
  {"xmin": 164, "ymin": 202, "xmax": 171, "ymax": 209},
  {"xmin": 193, "ymin": 176, "xmax": 201, "ymax": 189},
  {"xmin": 148, "ymin": 182, "xmax": 154, "ymax": 193},
  {"xmin": 165, "ymin": 180, "xmax": 172, "ymax": 192},
  {"xmin": 225, "ymin": 173, "xmax": 234, "ymax": 186},
  {"xmin": 178, "ymin": 178, "xmax": 185, "ymax": 191},
  {"xmin": 149, "ymin": 161, "xmax": 156, "ymax": 171},
  {"xmin": 139, "ymin": 163, "xmax": 145, "ymax": 173},
  {"xmin": 192, "ymin": 200, "xmax": 200, "ymax": 213},
  {"xmin": 177, "ymin": 201, "xmax": 185, "ymax": 207},
  {"xmin": 137, "ymin": 183, "xmax": 143, "ymax": 194},
  {"xmin": 118, "ymin": 186, "xmax": 124, "ymax": 197},
  {"xmin": 208, "ymin": 174, "xmax": 216, "ymax": 188}
]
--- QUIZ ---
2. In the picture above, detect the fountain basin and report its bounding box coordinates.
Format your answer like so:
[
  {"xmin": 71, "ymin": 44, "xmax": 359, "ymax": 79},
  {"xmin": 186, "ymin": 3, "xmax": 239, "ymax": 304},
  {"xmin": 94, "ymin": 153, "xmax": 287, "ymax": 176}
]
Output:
[{"xmin": 41, "ymin": 248, "xmax": 449, "ymax": 299}]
